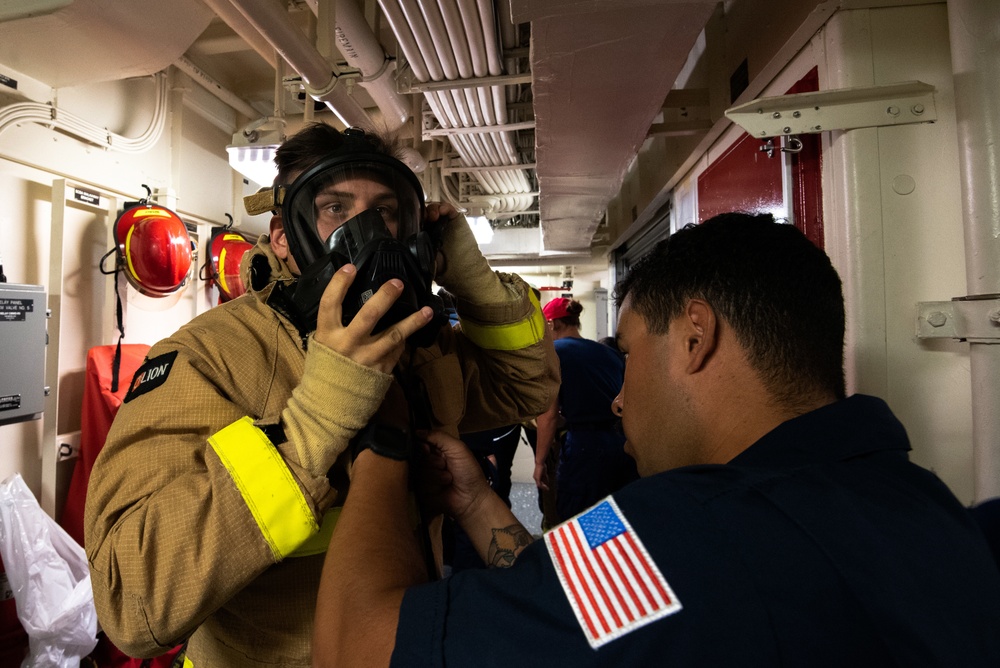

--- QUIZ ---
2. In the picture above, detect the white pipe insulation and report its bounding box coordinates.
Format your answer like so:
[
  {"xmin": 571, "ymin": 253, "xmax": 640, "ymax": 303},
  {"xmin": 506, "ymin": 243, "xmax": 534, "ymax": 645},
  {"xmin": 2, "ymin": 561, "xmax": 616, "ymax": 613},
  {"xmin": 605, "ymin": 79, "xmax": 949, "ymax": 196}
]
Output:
[
  {"xmin": 378, "ymin": 0, "xmax": 534, "ymax": 214},
  {"xmin": 175, "ymin": 56, "xmax": 261, "ymax": 120},
  {"xmin": 947, "ymin": 0, "xmax": 1000, "ymax": 501},
  {"xmin": 199, "ymin": 0, "xmax": 279, "ymax": 69},
  {"xmin": 329, "ymin": 0, "xmax": 408, "ymax": 129},
  {"xmin": 225, "ymin": 0, "xmax": 370, "ymax": 128}
]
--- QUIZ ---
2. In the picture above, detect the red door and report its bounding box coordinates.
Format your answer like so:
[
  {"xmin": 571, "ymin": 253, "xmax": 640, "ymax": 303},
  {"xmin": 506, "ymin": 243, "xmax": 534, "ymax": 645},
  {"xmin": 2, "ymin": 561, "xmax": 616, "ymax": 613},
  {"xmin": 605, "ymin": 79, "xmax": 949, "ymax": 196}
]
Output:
[{"xmin": 697, "ymin": 67, "xmax": 823, "ymax": 248}]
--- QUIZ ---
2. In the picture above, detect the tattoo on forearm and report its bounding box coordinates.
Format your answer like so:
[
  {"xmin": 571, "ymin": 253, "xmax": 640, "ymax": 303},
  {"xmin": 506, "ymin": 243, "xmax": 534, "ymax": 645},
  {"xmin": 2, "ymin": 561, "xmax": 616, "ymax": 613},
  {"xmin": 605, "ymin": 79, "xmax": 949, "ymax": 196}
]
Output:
[{"xmin": 487, "ymin": 524, "xmax": 534, "ymax": 568}]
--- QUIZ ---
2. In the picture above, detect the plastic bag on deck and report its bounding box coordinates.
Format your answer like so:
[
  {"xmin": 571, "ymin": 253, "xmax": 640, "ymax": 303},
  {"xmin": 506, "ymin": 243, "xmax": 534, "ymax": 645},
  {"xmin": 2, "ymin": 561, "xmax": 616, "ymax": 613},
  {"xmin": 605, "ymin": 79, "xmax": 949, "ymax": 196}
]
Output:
[{"xmin": 0, "ymin": 473, "xmax": 98, "ymax": 668}]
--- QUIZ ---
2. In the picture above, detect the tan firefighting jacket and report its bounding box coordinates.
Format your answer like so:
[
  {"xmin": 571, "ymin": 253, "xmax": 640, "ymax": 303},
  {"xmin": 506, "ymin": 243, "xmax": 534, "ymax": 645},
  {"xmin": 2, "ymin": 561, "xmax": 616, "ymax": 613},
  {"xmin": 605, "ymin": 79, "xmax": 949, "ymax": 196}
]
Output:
[{"xmin": 84, "ymin": 236, "xmax": 559, "ymax": 667}]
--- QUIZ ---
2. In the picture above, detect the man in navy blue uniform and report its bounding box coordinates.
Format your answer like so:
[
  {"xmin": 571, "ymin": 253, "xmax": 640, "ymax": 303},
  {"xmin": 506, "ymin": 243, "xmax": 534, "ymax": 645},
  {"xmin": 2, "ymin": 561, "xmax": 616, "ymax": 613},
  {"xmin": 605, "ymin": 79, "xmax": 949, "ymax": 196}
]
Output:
[{"xmin": 313, "ymin": 212, "xmax": 1000, "ymax": 667}]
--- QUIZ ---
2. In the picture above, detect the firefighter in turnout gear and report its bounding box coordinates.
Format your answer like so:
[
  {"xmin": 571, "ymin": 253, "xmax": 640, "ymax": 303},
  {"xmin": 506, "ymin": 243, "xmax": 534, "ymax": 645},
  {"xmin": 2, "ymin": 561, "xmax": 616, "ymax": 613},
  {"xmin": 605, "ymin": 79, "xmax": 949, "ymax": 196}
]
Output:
[{"xmin": 84, "ymin": 123, "xmax": 559, "ymax": 667}]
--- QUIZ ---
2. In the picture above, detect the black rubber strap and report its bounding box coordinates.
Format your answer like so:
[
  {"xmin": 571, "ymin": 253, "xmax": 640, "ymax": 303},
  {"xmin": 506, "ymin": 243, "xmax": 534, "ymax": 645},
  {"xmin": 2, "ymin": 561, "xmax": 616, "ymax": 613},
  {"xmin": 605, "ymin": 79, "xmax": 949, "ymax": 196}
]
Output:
[
  {"xmin": 110, "ymin": 268, "xmax": 125, "ymax": 393},
  {"xmin": 351, "ymin": 421, "xmax": 411, "ymax": 461}
]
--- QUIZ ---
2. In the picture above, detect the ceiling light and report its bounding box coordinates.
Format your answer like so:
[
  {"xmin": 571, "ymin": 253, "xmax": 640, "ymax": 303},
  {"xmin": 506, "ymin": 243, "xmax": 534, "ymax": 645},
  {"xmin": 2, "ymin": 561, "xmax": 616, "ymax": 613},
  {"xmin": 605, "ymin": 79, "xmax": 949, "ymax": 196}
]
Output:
[
  {"xmin": 226, "ymin": 118, "xmax": 286, "ymax": 187},
  {"xmin": 467, "ymin": 215, "xmax": 494, "ymax": 245}
]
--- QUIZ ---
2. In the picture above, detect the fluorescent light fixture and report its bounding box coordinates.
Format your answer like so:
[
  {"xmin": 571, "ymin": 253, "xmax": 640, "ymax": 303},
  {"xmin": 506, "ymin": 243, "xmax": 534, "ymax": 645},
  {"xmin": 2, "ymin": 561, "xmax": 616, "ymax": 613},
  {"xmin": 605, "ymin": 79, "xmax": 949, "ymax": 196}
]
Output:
[
  {"xmin": 227, "ymin": 119, "xmax": 285, "ymax": 187},
  {"xmin": 467, "ymin": 215, "xmax": 494, "ymax": 244},
  {"xmin": 227, "ymin": 144, "xmax": 279, "ymax": 187}
]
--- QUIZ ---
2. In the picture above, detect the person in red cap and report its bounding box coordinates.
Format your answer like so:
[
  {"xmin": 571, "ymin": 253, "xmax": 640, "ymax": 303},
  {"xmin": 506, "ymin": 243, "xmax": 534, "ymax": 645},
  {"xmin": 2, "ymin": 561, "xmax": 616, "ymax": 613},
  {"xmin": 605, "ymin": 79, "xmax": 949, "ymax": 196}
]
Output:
[{"xmin": 535, "ymin": 296, "xmax": 638, "ymax": 521}]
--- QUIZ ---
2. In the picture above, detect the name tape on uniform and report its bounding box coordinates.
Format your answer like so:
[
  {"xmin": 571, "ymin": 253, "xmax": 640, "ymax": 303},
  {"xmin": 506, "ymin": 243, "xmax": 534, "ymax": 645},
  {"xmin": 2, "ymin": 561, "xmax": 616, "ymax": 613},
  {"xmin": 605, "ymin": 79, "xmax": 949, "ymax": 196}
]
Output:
[{"xmin": 124, "ymin": 351, "xmax": 178, "ymax": 403}]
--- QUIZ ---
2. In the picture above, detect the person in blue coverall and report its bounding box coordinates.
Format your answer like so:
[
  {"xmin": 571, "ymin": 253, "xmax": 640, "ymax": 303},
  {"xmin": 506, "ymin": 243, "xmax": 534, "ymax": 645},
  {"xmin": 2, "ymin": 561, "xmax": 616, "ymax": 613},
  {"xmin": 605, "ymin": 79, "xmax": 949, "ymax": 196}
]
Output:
[
  {"xmin": 534, "ymin": 296, "xmax": 638, "ymax": 521},
  {"xmin": 312, "ymin": 212, "xmax": 1000, "ymax": 667}
]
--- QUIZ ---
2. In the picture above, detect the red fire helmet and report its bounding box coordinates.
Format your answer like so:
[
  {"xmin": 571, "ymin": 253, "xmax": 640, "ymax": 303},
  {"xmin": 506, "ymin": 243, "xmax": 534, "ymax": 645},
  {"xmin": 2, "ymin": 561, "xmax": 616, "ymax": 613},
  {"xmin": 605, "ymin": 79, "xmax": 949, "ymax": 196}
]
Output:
[
  {"xmin": 208, "ymin": 230, "xmax": 254, "ymax": 302},
  {"xmin": 114, "ymin": 203, "xmax": 193, "ymax": 298}
]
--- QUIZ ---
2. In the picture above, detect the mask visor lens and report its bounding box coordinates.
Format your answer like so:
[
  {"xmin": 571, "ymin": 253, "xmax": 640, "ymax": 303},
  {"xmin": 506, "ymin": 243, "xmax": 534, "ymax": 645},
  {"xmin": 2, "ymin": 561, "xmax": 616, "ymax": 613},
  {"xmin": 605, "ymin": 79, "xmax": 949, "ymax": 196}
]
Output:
[{"xmin": 284, "ymin": 161, "xmax": 422, "ymax": 269}]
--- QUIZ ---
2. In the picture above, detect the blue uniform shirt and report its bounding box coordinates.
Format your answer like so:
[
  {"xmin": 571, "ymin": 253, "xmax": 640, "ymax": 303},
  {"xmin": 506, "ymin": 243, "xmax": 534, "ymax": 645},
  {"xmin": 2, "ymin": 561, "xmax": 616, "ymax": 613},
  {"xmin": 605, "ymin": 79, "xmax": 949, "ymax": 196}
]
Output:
[
  {"xmin": 391, "ymin": 395, "xmax": 1000, "ymax": 666},
  {"xmin": 552, "ymin": 337, "xmax": 623, "ymax": 427}
]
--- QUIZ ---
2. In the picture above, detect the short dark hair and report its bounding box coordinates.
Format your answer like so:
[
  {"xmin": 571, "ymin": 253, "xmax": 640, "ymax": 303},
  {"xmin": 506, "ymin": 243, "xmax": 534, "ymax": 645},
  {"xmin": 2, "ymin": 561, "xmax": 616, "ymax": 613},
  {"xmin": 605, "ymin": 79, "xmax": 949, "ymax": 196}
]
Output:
[
  {"xmin": 273, "ymin": 123, "xmax": 399, "ymax": 186},
  {"xmin": 614, "ymin": 212, "xmax": 846, "ymax": 403}
]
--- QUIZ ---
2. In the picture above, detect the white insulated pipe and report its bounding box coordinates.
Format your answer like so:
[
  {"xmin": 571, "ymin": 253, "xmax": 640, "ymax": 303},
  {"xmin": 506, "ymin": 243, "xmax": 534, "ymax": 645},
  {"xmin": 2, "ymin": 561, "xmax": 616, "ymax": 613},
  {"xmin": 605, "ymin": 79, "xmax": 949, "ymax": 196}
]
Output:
[
  {"xmin": 226, "ymin": 0, "xmax": 370, "ymax": 128},
  {"xmin": 395, "ymin": 1, "xmax": 446, "ymax": 81},
  {"xmin": 381, "ymin": 0, "xmax": 534, "ymax": 211},
  {"xmin": 420, "ymin": 0, "xmax": 460, "ymax": 81},
  {"xmin": 457, "ymin": 0, "xmax": 488, "ymax": 77},
  {"xmin": 228, "ymin": 0, "xmax": 331, "ymax": 89},
  {"xmin": 200, "ymin": 0, "xmax": 279, "ymax": 68},
  {"xmin": 439, "ymin": 0, "xmax": 473, "ymax": 79},
  {"xmin": 175, "ymin": 55, "xmax": 260, "ymax": 120},
  {"xmin": 331, "ymin": 0, "xmax": 408, "ymax": 130},
  {"xmin": 947, "ymin": 0, "xmax": 1000, "ymax": 501},
  {"xmin": 478, "ymin": 0, "xmax": 503, "ymax": 76},
  {"xmin": 378, "ymin": 0, "xmax": 432, "ymax": 81}
]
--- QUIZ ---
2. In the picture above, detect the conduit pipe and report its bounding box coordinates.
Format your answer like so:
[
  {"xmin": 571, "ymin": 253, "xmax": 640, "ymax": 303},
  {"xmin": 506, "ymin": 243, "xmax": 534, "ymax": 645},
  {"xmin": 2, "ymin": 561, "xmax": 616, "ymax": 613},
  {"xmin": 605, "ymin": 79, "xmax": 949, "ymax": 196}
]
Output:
[
  {"xmin": 947, "ymin": 0, "xmax": 1000, "ymax": 501},
  {"xmin": 0, "ymin": 73, "xmax": 167, "ymax": 153},
  {"xmin": 226, "ymin": 0, "xmax": 370, "ymax": 128}
]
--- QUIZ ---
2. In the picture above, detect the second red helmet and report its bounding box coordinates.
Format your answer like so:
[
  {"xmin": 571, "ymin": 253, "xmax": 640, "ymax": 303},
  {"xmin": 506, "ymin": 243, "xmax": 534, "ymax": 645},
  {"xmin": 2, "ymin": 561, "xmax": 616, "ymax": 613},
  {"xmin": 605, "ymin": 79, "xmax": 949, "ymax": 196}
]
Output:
[{"xmin": 207, "ymin": 229, "xmax": 254, "ymax": 302}]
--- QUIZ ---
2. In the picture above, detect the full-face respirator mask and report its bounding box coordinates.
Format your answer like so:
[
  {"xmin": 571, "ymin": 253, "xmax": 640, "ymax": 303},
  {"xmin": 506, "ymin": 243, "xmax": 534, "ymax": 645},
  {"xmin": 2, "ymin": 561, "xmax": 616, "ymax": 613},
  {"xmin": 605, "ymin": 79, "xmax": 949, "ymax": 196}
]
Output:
[{"xmin": 278, "ymin": 131, "xmax": 445, "ymax": 347}]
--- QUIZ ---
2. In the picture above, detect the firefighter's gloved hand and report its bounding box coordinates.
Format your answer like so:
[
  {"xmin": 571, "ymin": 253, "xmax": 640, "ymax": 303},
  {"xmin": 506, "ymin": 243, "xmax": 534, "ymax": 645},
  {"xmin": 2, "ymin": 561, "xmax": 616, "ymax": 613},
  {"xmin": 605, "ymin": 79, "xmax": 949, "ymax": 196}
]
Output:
[
  {"xmin": 351, "ymin": 421, "xmax": 412, "ymax": 462},
  {"xmin": 426, "ymin": 202, "xmax": 516, "ymax": 306}
]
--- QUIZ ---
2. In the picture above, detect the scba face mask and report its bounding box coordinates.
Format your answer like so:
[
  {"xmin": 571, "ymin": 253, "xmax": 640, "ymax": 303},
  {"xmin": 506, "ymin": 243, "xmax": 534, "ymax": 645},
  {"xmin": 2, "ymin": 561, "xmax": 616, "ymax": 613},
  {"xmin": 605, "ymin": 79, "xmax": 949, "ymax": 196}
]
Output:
[{"xmin": 281, "ymin": 139, "xmax": 444, "ymax": 347}]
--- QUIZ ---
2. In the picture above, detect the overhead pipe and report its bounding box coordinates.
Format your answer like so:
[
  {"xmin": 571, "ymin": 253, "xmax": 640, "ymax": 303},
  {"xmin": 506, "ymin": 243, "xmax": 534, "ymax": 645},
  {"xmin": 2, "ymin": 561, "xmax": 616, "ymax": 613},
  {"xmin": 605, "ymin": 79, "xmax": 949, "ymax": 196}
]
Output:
[
  {"xmin": 458, "ymin": 0, "xmax": 488, "ymax": 77},
  {"xmin": 395, "ymin": 1, "xmax": 446, "ymax": 81},
  {"xmin": 329, "ymin": 0, "xmax": 408, "ymax": 129},
  {"xmin": 226, "ymin": 0, "xmax": 370, "ymax": 128},
  {"xmin": 199, "ymin": 0, "xmax": 279, "ymax": 69},
  {"xmin": 440, "ymin": 0, "xmax": 473, "ymax": 79},
  {"xmin": 379, "ymin": 0, "xmax": 431, "ymax": 81},
  {"xmin": 420, "ymin": 1, "xmax": 460, "ymax": 80},
  {"xmin": 477, "ymin": 0, "xmax": 504, "ymax": 76},
  {"xmin": 947, "ymin": 0, "xmax": 1000, "ymax": 501},
  {"xmin": 380, "ymin": 0, "xmax": 534, "ymax": 212},
  {"xmin": 175, "ymin": 55, "xmax": 260, "ymax": 120}
]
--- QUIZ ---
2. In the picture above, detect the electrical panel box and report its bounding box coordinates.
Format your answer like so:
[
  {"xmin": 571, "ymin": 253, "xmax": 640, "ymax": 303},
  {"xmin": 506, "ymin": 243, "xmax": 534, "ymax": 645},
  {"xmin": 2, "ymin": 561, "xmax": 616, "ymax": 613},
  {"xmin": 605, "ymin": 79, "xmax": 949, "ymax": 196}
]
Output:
[{"xmin": 0, "ymin": 283, "xmax": 47, "ymax": 424}]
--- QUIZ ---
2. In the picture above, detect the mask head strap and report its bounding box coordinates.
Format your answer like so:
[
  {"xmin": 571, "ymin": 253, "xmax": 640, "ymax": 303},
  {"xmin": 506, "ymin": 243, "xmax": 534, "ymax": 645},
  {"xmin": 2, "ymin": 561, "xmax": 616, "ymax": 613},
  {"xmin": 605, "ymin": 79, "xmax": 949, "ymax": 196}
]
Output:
[{"xmin": 243, "ymin": 185, "xmax": 286, "ymax": 216}]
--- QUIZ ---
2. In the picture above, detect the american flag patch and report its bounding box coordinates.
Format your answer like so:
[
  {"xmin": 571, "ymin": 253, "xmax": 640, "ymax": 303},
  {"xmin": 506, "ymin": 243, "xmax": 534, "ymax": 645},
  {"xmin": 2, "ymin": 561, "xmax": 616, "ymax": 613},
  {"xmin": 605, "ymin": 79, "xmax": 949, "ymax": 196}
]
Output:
[{"xmin": 544, "ymin": 497, "xmax": 682, "ymax": 648}]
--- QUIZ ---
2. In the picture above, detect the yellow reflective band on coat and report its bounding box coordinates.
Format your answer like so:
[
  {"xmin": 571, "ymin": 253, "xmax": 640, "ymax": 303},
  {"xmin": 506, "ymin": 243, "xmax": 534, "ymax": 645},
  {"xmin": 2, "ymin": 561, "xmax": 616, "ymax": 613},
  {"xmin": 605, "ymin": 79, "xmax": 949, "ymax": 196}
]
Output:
[
  {"xmin": 458, "ymin": 289, "xmax": 546, "ymax": 351},
  {"xmin": 288, "ymin": 506, "xmax": 341, "ymax": 557},
  {"xmin": 209, "ymin": 417, "xmax": 319, "ymax": 560}
]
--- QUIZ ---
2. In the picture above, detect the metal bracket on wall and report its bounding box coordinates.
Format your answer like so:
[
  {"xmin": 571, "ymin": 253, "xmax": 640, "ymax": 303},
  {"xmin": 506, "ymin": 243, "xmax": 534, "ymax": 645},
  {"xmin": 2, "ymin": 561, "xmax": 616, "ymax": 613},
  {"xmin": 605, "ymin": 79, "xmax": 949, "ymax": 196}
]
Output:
[
  {"xmin": 726, "ymin": 80, "xmax": 936, "ymax": 138},
  {"xmin": 916, "ymin": 297, "xmax": 1000, "ymax": 343}
]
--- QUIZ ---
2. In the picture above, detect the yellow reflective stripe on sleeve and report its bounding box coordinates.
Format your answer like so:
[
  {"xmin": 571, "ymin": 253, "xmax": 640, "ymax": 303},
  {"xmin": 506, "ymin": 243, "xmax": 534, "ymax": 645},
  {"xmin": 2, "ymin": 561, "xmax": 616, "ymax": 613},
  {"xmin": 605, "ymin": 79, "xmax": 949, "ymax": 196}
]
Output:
[
  {"xmin": 458, "ymin": 289, "xmax": 546, "ymax": 351},
  {"xmin": 288, "ymin": 506, "xmax": 341, "ymax": 557},
  {"xmin": 209, "ymin": 417, "xmax": 319, "ymax": 560},
  {"xmin": 183, "ymin": 657, "xmax": 193, "ymax": 668}
]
